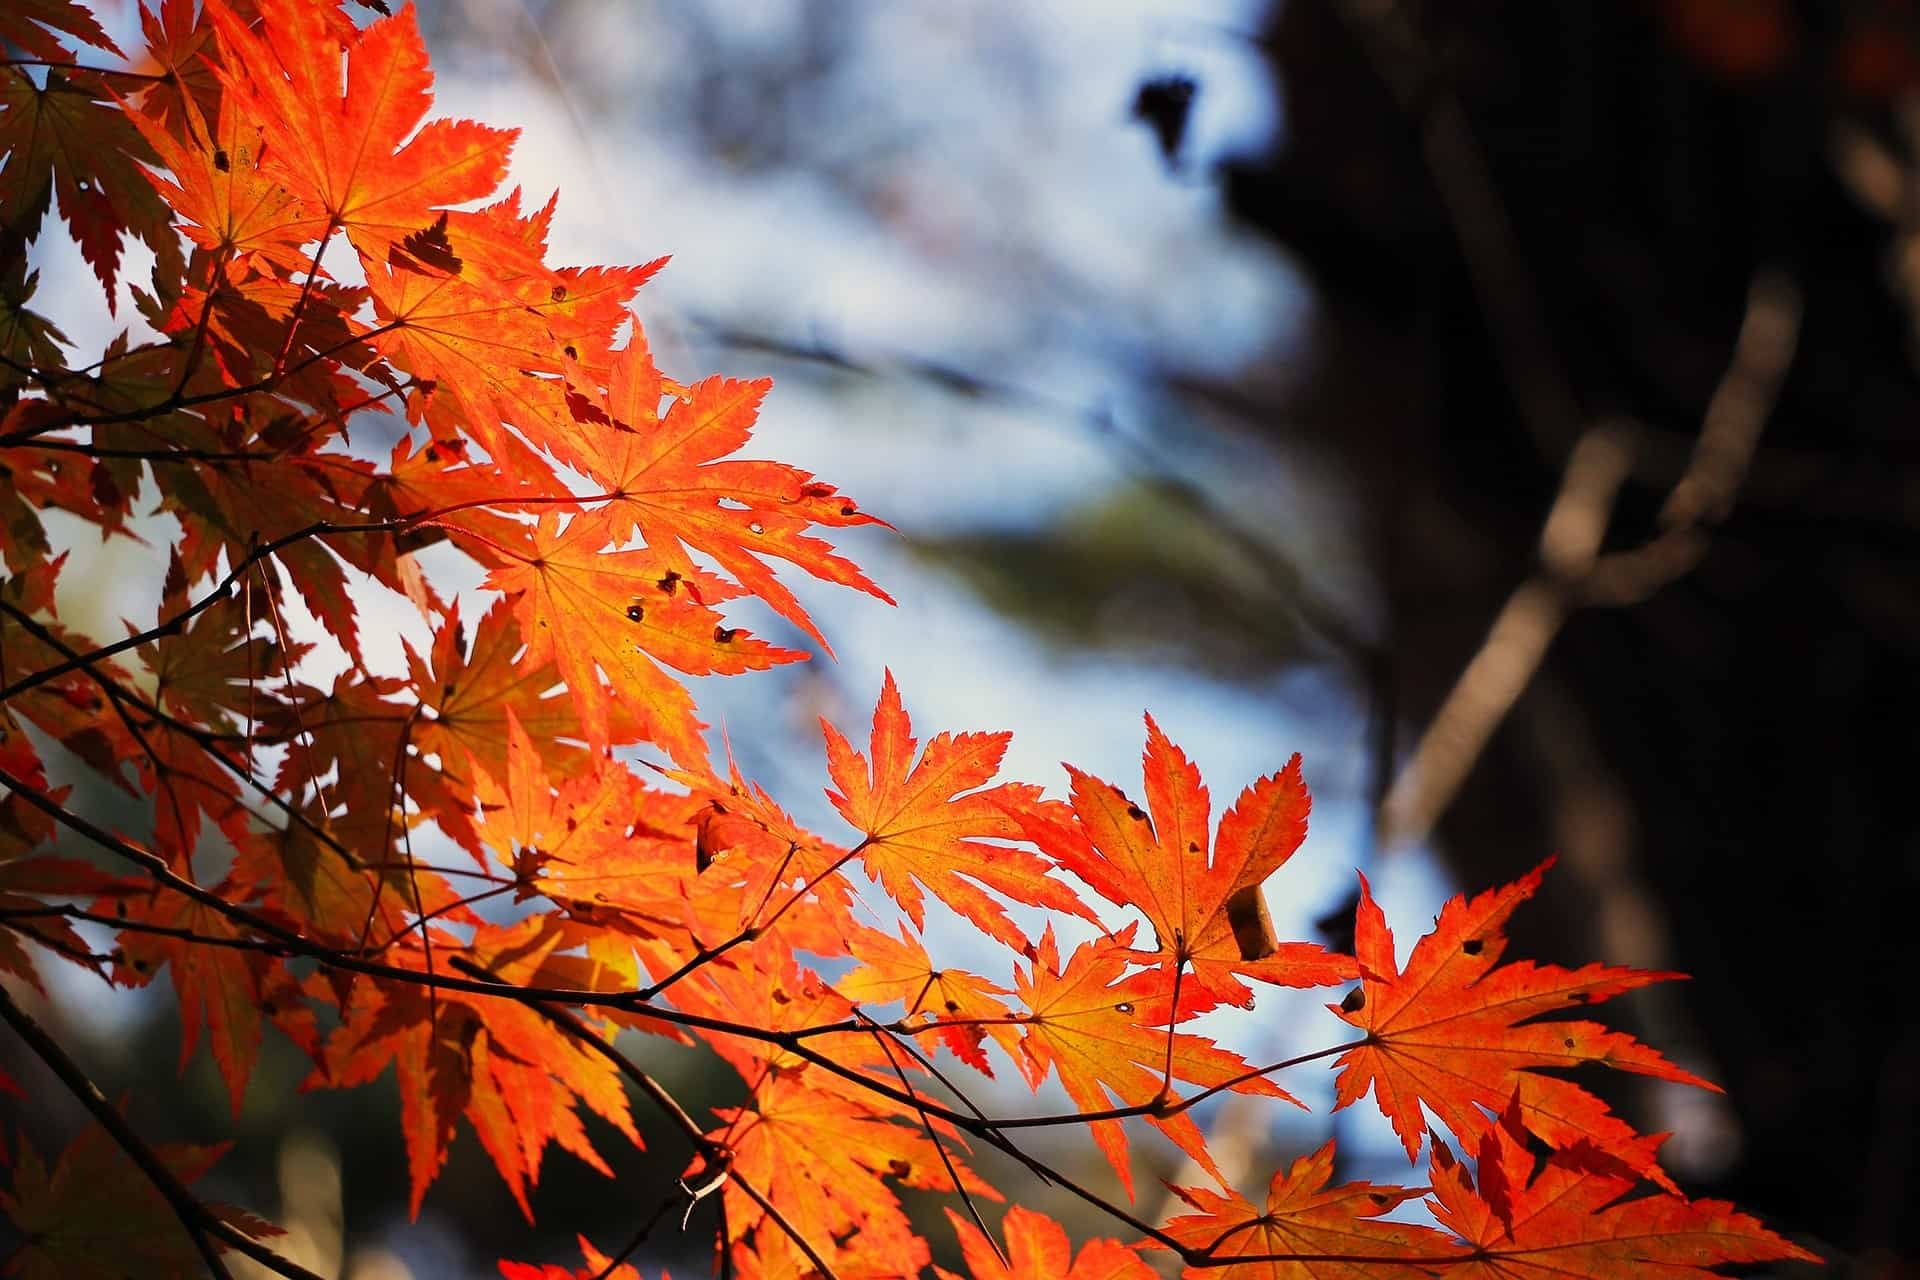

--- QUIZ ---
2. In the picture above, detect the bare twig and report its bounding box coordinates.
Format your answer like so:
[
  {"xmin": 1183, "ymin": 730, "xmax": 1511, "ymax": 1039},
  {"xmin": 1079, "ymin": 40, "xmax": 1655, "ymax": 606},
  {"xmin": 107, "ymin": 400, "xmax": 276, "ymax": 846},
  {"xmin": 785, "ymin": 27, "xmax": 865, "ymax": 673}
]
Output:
[{"xmin": 1378, "ymin": 273, "xmax": 1802, "ymax": 848}]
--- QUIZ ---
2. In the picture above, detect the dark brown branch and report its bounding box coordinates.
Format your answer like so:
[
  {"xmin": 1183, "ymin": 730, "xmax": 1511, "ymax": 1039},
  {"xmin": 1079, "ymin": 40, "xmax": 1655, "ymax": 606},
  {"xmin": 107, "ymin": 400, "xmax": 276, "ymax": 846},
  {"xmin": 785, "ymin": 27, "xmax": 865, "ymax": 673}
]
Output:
[
  {"xmin": 0, "ymin": 905, "xmax": 306, "ymax": 957},
  {"xmin": 855, "ymin": 1011, "xmax": 1004, "ymax": 1266},
  {"xmin": 0, "ymin": 58, "xmax": 168, "ymax": 81},
  {"xmin": 0, "ymin": 984, "xmax": 325, "ymax": 1280},
  {"xmin": 637, "ymin": 840, "xmax": 869, "ymax": 1000},
  {"xmin": 0, "ymin": 319, "xmax": 405, "ymax": 445}
]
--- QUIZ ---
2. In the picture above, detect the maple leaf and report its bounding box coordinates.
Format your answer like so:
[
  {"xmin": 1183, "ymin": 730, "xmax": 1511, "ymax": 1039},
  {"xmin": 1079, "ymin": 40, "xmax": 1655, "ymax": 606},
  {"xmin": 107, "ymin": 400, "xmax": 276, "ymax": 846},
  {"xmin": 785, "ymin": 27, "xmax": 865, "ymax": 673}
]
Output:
[
  {"xmin": 268, "ymin": 670, "xmax": 470, "ymax": 863},
  {"xmin": 0, "ymin": 259, "xmax": 72, "ymax": 412},
  {"xmin": 567, "ymin": 333, "xmax": 893, "ymax": 650},
  {"xmin": 1330, "ymin": 858, "xmax": 1714, "ymax": 1190},
  {"xmin": 1013, "ymin": 925, "xmax": 1300, "ymax": 1199},
  {"xmin": 161, "ymin": 453, "xmax": 380, "ymax": 661},
  {"xmin": 307, "ymin": 918, "xmax": 640, "ymax": 1218},
  {"xmin": 0, "ymin": 65, "xmax": 177, "ymax": 305},
  {"xmin": 123, "ymin": 69, "xmax": 322, "ymax": 275},
  {"xmin": 711, "ymin": 1074, "xmax": 999, "ymax": 1277},
  {"xmin": 362, "ymin": 195, "xmax": 662, "ymax": 475},
  {"xmin": 463, "ymin": 707, "xmax": 739, "ymax": 953},
  {"xmin": 822, "ymin": 671, "xmax": 1097, "ymax": 951},
  {"xmin": 1017, "ymin": 716, "xmax": 1356, "ymax": 1008},
  {"xmin": 112, "ymin": 889, "xmax": 318, "ymax": 1117},
  {"xmin": 663, "ymin": 943, "xmax": 892, "ymax": 1086},
  {"xmin": 0, "ymin": 1123, "xmax": 281, "ymax": 1280},
  {"xmin": 485, "ymin": 512, "xmax": 803, "ymax": 763},
  {"xmin": 937, "ymin": 1205, "xmax": 1157, "ymax": 1280},
  {"xmin": 204, "ymin": 0, "xmax": 515, "ymax": 256},
  {"xmin": 1424, "ymin": 1102, "xmax": 1819, "ymax": 1277},
  {"xmin": 0, "ymin": 0, "xmax": 124, "ymax": 63},
  {"xmin": 0, "ymin": 558, "xmax": 142, "ymax": 795},
  {"xmin": 141, "ymin": 551, "xmax": 309, "ymax": 734},
  {"xmin": 838, "ymin": 924, "xmax": 1021, "ymax": 1075},
  {"xmin": 1157, "ymin": 1140, "xmax": 1455, "ymax": 1278},
  {"xmin": 0, "ymin": 853, "xmax": 117, "ymax": 991},
  {"xmin": 130, "ymin": 0, "xmax": 231, "ymax": 137}
]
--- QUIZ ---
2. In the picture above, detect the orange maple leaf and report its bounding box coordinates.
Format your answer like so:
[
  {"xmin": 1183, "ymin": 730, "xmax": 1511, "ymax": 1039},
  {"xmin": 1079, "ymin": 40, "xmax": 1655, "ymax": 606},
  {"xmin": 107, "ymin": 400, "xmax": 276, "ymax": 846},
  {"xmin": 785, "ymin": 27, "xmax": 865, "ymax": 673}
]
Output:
[
  {"xmin": 112, "ymin": 890, "xmax": 317, "ymax": 1118},
  {"xmin": 1157, "ymin": 1140, "xmax": 1453, "ymax": 1278},
  {"xmin": 204, "ymin": 0, "xmax": 514, "ymax": 256},
  {"xmin": 123, "ymin": 74, "xmax": 320, "ymax": 275},
  {"xmin": 407, "ymin": 599, "xmax": 642, "ymax": 791},
  {"xmin": 1330, "ymin": 858, "xmax": 1714, "ymax": 1190},
  {"xmin": 567, "ymin": 333, "xmax": 892, "ymax": 651},
  {"xmin": 308, "ymin": 918, "xmax": 640, "ymax": 1220},
  {"xmin": 484, "ymin": 511, "xmax": 804, "ymax": 763},
  {"xmin": 500, "ymin": 1236, "xmax": 649, "ymax": 1280},
  {"xmin": 1017, "ymin": 716, "xmax": 1355, "ymax": 1008},
  {"xmin": 837, "ymin": 924, "xmax": 1021, "ymax": 1075},
  {"xmin": 937, "ymin": 1205, "xmax": 1156, "ymax": 1280},
  {"xmin": 1425, "ymin": 1102, "xmax": 1819, "ymax": 1277},
  {"xmin": 363, "ymin": 195, "xmax": 662, "ymax": 477},
  {"xmin": 711, "ymin": 1074, "xmax": 999, "ymax": 1277},
  {"xmin": 1013, "ymin": 925, "xmax": 1299, "ymax": 1199},
  {"xmin": 822, "ymin": 671, "xmax": 1097, "ymax": 951}
]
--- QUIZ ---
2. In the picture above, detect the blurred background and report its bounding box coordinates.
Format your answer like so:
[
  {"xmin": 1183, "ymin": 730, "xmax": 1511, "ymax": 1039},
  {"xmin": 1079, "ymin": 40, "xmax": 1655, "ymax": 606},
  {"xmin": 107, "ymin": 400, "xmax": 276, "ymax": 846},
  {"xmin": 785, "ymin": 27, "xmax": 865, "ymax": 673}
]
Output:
[{"xmin": 6, "ymin": 0, "xmax": 1918, "ymax": 1275}]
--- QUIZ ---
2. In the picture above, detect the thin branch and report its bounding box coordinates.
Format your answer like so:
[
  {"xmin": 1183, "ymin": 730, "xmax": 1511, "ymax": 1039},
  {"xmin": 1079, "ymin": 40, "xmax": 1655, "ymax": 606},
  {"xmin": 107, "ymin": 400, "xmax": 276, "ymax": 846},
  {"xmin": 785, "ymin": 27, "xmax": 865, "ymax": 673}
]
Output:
[
  {"xmin": 856, "ymin": 1011, "xmax": 1004, "ymax": 1267},
  {"xmin": 0, "ymin": 58, "xmax": 169, "ymax": 81},
  {"xmin": 1377, "ymin": 272, "xmax": 1802, "ymax": 849},
  {"xmin": 0, "ymin": 319, "xmax": 405, "ymax": 444},
  {"xmin": 0, "ymin": 984, "xmax": 325, "ymax": 1280},
  {"xmin": 0, "ymin": 597, "xmax": 381, "ymax": 886},
  {"xmin": 0, "ymin": 906, "xmax": 308, "ymax": 958},
  {"xmin": 637, "ymin": 840, "xmax": 869, "ymax": 1001}
]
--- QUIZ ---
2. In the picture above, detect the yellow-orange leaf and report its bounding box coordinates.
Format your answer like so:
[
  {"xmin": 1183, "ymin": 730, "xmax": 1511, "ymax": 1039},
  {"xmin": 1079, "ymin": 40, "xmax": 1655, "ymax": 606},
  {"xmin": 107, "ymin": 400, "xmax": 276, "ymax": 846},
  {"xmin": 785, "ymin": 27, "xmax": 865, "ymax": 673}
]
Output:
[
  {"xmin": 938, "ymin": 1206, "xmax": 1156, "ymax": 1280},
  {"xmin": 567, "ymin": 334, "xmax": 892, "ymax": 650},
  {"xmin": 1158, "ymin": 1140, "xmax": 1452, "ymax": 1278},
  {"xmin": 822, "ymin": 671, "xmax": 1096, "ymax": 951},
  {"xmin": 1014, "ymin": 926, "xmax": 1298, "ymax": 1199},
  {"xmin": 484, "ymin": 512, "xmax": 803, "ymax": 763}
]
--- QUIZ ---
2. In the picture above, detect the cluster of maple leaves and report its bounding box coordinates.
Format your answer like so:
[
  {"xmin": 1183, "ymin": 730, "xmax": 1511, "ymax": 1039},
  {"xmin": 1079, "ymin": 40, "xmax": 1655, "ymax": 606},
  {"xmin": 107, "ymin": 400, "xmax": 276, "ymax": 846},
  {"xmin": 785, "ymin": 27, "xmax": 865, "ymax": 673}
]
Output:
[{"xmin": 0, "ymin": 2, "xmax": 1819, "ymax": 1277}]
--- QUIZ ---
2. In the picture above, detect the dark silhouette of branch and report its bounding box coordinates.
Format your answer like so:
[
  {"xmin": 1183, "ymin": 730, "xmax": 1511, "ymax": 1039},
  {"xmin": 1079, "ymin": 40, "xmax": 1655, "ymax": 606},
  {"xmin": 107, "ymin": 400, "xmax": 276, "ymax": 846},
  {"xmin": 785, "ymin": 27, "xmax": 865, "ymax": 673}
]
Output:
[{"xmin": 0, "ymin": 985, "xmax": 324, "ymax": 1280}]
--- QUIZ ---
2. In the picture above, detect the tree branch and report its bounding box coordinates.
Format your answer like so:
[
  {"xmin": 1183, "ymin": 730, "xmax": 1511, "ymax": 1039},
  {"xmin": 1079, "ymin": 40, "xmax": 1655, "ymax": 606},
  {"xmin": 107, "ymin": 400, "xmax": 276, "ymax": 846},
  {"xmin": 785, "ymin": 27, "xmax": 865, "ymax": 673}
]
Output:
[{"xmin": 0, "ymin": 984, "xmax": 324, "ymax": 1280}]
